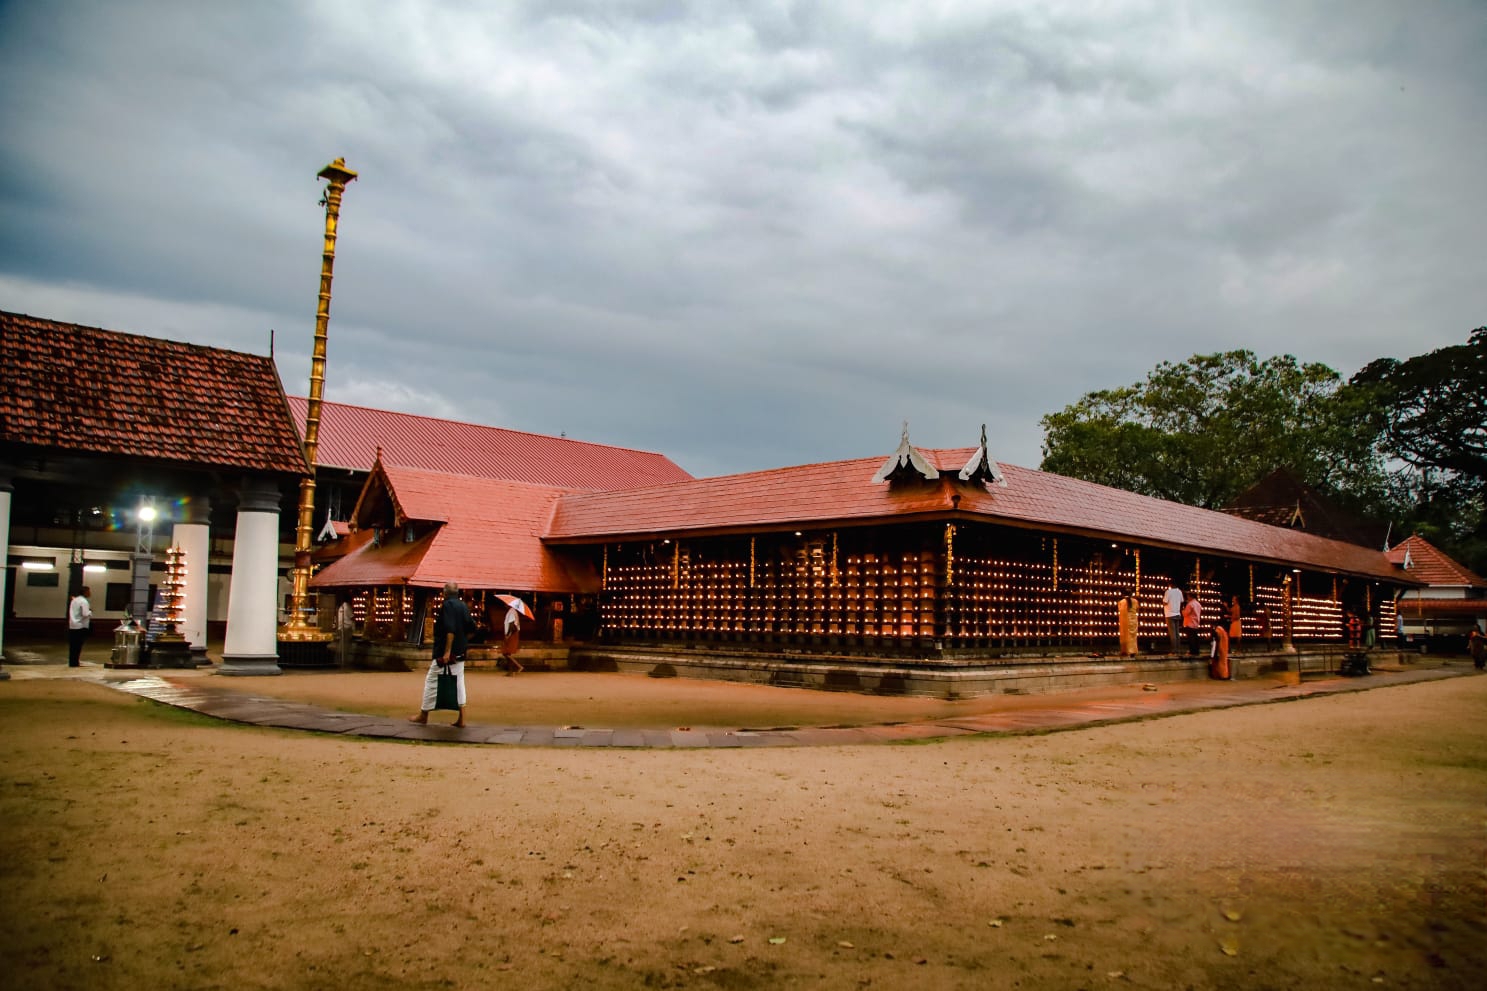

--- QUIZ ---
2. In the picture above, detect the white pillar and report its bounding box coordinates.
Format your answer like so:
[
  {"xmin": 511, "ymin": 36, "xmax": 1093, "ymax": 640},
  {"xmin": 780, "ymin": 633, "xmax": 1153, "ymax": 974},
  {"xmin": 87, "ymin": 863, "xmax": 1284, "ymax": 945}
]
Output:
[
  {"xmin": 172, "ymin": 497, "xmax": 211, "ymax": 661},
  {"xmin": 0, "ymin": 470, "xmax": 11, "ymax": 679},
  {"xmin": 220, "ymin": 476, "xmax": 283, "ymax": 676}
]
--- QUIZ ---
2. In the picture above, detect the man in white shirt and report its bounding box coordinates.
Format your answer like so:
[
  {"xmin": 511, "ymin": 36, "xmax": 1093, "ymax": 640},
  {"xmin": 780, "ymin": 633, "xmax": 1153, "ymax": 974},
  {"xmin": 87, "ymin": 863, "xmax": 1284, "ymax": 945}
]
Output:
[
  {"xmin": 67, "ymin": 585, "xmax": 93, "ymax": 667},
  {"xmin": 1163, "ymin": 583, "xmax": 1184, "ymax": 654}
]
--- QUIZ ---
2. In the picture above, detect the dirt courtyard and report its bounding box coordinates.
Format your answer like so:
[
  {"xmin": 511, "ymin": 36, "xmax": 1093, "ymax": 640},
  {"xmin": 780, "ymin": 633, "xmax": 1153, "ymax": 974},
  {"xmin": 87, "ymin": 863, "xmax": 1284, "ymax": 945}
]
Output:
[{"xmin": 2, "ymin": 671, "xmax": 1484, "ymax": 990}]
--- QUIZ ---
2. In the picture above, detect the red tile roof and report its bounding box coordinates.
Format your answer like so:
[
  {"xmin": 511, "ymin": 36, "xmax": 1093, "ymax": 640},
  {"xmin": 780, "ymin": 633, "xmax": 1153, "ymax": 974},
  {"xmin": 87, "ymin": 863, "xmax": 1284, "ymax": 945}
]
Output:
[
  {"xmin": 286, "ymin": 396, "xmax": 690, "ymax": 489},
  {"xmin": 1224, "ymin": 468, "xmax": 1389, "ymax": 548},
  {"xmin": 310, "ymin": 463, "xmax": 592, "ymax": 593},
  {"xmin": 547, "ymin": 448, "xmax": 1411, "ymax": 582},
  {"xmin": 1, "ymin": 310, "xmax": 307, "ymax": 475},
  {"xmin": 1386, "ymin": 535, "xmax": 1486, "ymax": 588}
]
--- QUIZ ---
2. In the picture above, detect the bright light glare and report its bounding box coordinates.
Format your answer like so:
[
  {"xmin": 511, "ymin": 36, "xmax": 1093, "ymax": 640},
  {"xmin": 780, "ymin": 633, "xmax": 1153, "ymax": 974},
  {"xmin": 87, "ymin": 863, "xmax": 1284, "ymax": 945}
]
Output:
[
  {"xmin": 138, "ymin": 505, "xmax": 157, "ymax": 522},
  {"xmin": 21, "ymin": 561, "xmax": 54, "ymax": 570}
]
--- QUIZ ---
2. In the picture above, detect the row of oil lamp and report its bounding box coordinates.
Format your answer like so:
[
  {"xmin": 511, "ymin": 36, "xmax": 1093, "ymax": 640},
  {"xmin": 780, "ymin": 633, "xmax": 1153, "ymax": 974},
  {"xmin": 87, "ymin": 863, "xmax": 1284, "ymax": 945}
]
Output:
[
  {"xmin": 354, "ymin": 589, "xmax": 415, "ymax": 627},
  {"xmin": 603, "ymin": 557, "xmax": 1394, "ymax": 640}
]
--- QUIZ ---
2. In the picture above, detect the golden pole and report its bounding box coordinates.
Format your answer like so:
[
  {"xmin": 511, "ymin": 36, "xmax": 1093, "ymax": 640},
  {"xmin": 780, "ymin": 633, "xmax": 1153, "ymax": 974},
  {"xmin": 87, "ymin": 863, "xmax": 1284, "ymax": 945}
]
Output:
[{"xmin": 282, "ymin": 158, "xmax": 357, "ymax": 644}]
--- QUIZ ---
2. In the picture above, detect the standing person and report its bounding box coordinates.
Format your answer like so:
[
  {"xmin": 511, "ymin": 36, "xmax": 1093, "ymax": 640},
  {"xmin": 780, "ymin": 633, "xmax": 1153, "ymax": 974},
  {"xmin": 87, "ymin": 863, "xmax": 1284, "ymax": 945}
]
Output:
[
  {"xmin": 1116, "ymin": 590, "xmax": 1139, "ymax": 657},
  {"xmin": 1181, "ymin": 591, "xmax": 1203, "ymax": 658},
  {"xmin": 1163, "ymin": 583, "xmax": 1185, "ymax": 654},
  {"xmin": 1209, "ymin": 621, "xmax": 1231, "ymax": 680},
  {"xmin": 1469, "ymin": 626, "xmax": 1485, "ymax": 671},
  {"xmin": 500, "ymin": 598, "xmax": 525, "ymax": 675},
  {"xmin": 67, "ymin": 585, "xmax": 93, "ymax": 667},
  {"xmin": 1345, "ymin": 611, "xmax": 1362, "ymax": 650},
  {"xmin": 335, "ymin": 598, "xmax": 355, "ymax": 670},
  {"xmin": 1227, "ymin": 595, "xmax": 1244, "ymax": 654},
  {"xmin": 409, "ymin": 582, "xmax": 475, "ymax": 728},
  {"xmin": 1363, "ymin": 611, "xmax": 1377, "ymax": 650}
]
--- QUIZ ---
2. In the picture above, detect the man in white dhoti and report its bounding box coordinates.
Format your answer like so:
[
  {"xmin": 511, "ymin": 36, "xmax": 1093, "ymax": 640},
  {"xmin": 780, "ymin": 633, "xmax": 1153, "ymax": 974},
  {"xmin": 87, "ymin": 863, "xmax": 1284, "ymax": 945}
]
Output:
[{"xmin": 409, "ymin": 582, "xmax": 475, "ymax": 728}]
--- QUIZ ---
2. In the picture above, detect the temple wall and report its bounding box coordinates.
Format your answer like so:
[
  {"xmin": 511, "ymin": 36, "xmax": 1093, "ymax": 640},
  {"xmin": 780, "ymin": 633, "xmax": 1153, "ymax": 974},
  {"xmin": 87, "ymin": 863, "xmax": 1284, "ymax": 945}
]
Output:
[{"xmin": 596, "ymin": 522, "xmax": 1400, "ymax": 653}]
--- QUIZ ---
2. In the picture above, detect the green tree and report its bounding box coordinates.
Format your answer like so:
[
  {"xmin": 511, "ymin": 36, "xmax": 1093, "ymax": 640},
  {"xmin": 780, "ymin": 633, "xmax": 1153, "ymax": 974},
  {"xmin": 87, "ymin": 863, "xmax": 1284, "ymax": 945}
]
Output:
[
  {"xmin": 1349, "ymin": 328, "xmax": 1487, "ymax": 489},
  {"xmin": 1039, "ymin": 351, "xmax": 1386, "ymax": 510},
  {"xmin": 1348, "ymin": 327, "xmax": 1487, "ymax": 571}
]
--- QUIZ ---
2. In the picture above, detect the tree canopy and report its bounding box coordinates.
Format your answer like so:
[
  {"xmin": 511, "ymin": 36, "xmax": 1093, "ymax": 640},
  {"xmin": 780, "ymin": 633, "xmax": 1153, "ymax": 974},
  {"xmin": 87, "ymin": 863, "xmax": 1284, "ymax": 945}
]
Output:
[
  {"xmin": 1347, "ymin": 328, "xmax": 1487, "ymax": 566},
  {"xmin": 1038, "ymin": 329, "xmax": 1487, "ymax": 572},
  {"xmin": 1349, "ymin": 328, "xmax": 1487, "ymax": 489},
  {"xmin": 1038, "ymin": 351, "xmax": 1383, "ymax": 510}
]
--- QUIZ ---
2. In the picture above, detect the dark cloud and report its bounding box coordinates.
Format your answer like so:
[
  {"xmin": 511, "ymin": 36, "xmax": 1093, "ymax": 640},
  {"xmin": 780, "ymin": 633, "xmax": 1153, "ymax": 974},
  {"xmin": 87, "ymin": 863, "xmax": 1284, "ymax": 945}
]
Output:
[{"xmin": 2, "ymin": 0, "xmax": 1482, "ymax": 478}]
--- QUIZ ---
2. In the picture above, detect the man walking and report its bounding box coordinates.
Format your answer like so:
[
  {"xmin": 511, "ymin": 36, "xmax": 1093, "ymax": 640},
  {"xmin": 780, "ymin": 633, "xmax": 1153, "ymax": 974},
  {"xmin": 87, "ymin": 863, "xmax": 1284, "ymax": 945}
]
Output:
[{"xmin": 67, "ymin": 585, "xmax": 93, "ymax": 667}]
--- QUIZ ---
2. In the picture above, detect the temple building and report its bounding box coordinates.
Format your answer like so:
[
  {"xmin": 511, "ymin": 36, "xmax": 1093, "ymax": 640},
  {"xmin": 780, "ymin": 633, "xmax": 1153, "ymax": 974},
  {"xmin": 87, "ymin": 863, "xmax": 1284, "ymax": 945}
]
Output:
[
  {"xmin": 4, "ymin": 308, "xmax": 1421, "ymax": 692},
  {"xmin": 1386, "ymin": 534, "xmax": 1486, "ymax": 646},
  {"xmin": 0, "ymin": 310, "xmax": 308, "ymax": 674},
  {"xmin": 312, "ymin": 423, "xmax": 1415, "ymax": 693}
]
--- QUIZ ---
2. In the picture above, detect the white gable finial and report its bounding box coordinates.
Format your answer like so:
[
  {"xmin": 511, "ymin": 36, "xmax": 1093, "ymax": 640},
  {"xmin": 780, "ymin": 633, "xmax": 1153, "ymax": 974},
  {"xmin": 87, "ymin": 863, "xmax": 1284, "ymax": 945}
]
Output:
[
  {"xmin": 958, "ymin": 422, "xmax": 1007, "ymax": 487},
  {"xmin": 872, "ymin": 420, "xmax": 937, "ymax": 484}
]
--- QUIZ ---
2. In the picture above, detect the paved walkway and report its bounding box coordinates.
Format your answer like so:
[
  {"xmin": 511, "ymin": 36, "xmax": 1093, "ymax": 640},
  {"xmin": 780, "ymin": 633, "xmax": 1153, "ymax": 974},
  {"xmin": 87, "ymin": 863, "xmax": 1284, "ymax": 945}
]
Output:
[{"xmin": 7, "ymin": 657, "xmax": 1472, "ymax": 748}]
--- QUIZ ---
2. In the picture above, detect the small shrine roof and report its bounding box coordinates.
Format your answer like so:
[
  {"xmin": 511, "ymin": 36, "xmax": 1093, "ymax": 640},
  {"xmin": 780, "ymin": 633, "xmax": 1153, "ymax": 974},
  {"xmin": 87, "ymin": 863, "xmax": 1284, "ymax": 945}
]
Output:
[
  {"xmin": 546, "ymin": 447, "xmax": 1410, "ymax": 582},
  {"xmin": 1, "ymin": 310, "xmax": 307, "ymax": 476},
  {"xmin": 1224, "ymin": 468, "xmax": 1390, "ymax": 548},
  {"xmin": 310, "ymin": 463, "xmax": 591, "ymax": 593},
  {"xmin": 1386, "ymin": 535, "xmax": 1486, "ymax": 588},
  {"xmin": 287, "ymin": 396, "xmax": 691, "ymax": 490}
]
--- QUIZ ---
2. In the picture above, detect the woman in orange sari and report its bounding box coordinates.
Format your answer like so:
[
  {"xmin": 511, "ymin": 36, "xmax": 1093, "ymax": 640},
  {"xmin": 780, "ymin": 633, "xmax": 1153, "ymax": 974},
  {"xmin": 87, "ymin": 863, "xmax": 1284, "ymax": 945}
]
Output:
[
  {"xmin": 1227, "ymin": 596, "xmax": 1243, "ymax": 654},
  {"xmin": 1209, "ymin": 621, "xmax": 1230, "ymax": 680},
  {"xmin": 1117, "ymin": 590, "xmax": 1139, "ymax": 657}
]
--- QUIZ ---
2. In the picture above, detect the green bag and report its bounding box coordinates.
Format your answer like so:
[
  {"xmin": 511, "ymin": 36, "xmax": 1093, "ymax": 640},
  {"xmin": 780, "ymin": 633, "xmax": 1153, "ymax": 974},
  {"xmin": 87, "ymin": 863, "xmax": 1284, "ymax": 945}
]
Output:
[{"xmin": 434, "ymin": 667, "xmax": 460, "ymax": 711}]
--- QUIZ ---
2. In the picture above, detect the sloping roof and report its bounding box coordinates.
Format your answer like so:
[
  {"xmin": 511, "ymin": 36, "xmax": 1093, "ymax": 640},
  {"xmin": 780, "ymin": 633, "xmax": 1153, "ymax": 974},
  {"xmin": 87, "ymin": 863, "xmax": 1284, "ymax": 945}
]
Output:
[
  {"xmin": 1386, "ymin": 534, "xmax": 1486, "ymax": 588},
  {"xmin": 1, "ymin": 310, "xmax": 307, "ymax": 475},
  {"xmin": 286, "ymin": 396, "xmax": 691, "ymax": 490},
  {"xmin": 546, "ymin": 448, "xmax": 1411, "ymax": 582},
  {"xmin": 310, "ymin": 463, "xmax": 591, "ymax": 593},
  {"xmin": 1224, "ymin": 468, "xmax": 1389, "ymax": 548}
]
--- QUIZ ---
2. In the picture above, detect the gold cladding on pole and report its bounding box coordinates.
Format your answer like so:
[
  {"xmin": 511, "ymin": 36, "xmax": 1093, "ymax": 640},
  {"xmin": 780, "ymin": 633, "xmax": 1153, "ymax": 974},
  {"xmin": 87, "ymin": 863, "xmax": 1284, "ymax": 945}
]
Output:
[{"xmin": 282, "ymin": 158, "xmax": 357, "ymax": 643}]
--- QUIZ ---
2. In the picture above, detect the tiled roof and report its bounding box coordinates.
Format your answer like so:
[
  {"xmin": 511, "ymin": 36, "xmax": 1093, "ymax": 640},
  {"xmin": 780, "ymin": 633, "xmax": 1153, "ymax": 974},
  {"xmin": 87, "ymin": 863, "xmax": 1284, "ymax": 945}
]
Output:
[
  {"xmin": 1224, "ymin": 468, "xmax": 1389, "ymax": 548},
  {"xmin": 286, "ymin": 396, "xmax": 691, "ymax": 490},
  {"xmin": 1, "ymin": 310, "xmax": 308, "ymax": 475},
  {"xmin": 547, "ymin": 448, "xmax": 1410, "ymax": 582},
  {"xmin": 1386, "ymin": 535, "xmax": 1486, "ymax": 588},
  {"xmin": 310, "ymin": 463, "xmax": 592, "ymax": 593}
]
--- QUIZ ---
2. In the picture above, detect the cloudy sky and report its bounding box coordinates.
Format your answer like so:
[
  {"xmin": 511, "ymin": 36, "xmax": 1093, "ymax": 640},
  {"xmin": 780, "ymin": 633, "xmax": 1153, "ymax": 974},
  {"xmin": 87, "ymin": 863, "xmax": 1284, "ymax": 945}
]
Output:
[{"xmin": 2, "ymin": 1, "xmax": 1482, "ymax": 479}]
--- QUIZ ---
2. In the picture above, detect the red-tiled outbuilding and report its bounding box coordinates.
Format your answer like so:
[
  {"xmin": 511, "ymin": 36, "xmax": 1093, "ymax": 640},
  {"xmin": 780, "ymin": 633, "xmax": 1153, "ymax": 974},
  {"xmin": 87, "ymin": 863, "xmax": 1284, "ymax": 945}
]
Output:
[{"xmin": 2, "ymin": 310, "xmax": 306, "ymax": 476}]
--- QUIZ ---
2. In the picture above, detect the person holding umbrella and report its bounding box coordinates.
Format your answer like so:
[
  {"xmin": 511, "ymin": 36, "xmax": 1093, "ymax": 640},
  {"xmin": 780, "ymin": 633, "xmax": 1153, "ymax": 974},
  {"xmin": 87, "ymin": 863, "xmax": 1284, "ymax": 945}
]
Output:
[
  {"xmin": 409, "ymin": 582, "xmax": 475, "ymax": 727},
  {"xmin": 497, "ymin": 593, "xmax": 532, "ymax": 675}
]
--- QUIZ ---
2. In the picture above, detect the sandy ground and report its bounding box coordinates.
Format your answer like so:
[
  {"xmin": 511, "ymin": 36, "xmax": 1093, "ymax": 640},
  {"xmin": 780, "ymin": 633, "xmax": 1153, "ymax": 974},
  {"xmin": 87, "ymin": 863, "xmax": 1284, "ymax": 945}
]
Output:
[{"xmin": 2, "ymin": 669, "xmax": 1485, "ymax": 990}]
